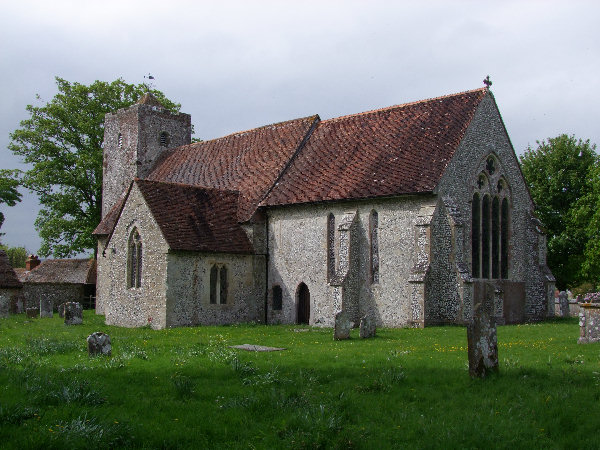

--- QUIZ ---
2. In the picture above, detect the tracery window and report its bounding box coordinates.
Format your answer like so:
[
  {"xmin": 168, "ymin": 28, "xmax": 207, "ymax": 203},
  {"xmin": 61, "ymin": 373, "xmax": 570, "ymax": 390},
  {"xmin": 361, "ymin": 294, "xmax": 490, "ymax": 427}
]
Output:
[
  {"xmin": 370, "ymin": 210, "xmax": 379, "ymax": 283},
  {"xmin": 471, "ymin": 155, "xmax": 511, "ymax": 279},
  {"xmin": 127, "ymin": 228, "xmax": 142, "ymax": 288},
  {"xmin": 210, "ymin": 264, "xmax": 228, "ymax": 304}
]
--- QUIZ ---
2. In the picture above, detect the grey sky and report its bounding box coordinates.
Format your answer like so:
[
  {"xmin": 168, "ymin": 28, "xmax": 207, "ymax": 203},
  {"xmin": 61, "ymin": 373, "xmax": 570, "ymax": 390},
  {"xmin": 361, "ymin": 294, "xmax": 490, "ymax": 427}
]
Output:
[{"xmin": 1, "ymin": 0, "xmax": 598, "ymax": 254}]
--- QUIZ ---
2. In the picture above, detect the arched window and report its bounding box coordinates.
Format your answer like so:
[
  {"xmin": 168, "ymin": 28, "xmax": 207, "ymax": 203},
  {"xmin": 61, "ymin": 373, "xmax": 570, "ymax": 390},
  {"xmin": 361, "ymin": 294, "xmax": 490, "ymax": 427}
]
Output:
[
  {"xmin": 471, "ymin": 157, "xmax": 511, "ymax": 280},
  {"xmin": 127, "ymin": 229, "xmax": 142, "ymax": 288},
  {"xmin": 272, "ymin": 285, "xmax": 282, "ymax": 311},
  {"xmin": 471, "ymin": 193, "xmax": 481, "ymax": 278},
  {"xmin": 210, "ymin": 264, "xmax": 228, "ymax": 304},
  {"xmin": 370, "ymin": 210, "xmax": 379, "ymax": 283},
  {"xmin": 327, "ymin": 213, "xmax": 335, "ymax": 281}
]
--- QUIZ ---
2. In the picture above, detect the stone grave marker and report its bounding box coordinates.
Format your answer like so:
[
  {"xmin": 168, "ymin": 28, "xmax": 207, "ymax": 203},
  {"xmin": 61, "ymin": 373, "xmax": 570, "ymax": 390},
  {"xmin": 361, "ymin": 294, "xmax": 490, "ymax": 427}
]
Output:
[
  {"xmin": 57, "ymin": 303, "xmax": 66, "ymax": 318},
  {"xmin": 87, "ymin": 332, "xmax": 112, "ymax": 356},
  {"xmin": 559, "ymin": 291, "xmax": 569, "ymax": 317},
  {"xmin": 359, "ymin": 314, "xmax": 376, "ymax": 338},
  {"xmin": 64, "ymin": 302, "xmax": 83, "ymax": 325},
  {"xmin": 467, "ymin": 282, "xmax": 499, "ymax": 378},
  {"xmin": 334, "ymin": 310, "xmax": 352, "ymax": 340},
  {"xmin": 26, "ymin": 307, "xmax": 39, "ymax": 318},
  {"xmin": 39, "ymin": 298, "xmax": 53, "ymax": 318}
]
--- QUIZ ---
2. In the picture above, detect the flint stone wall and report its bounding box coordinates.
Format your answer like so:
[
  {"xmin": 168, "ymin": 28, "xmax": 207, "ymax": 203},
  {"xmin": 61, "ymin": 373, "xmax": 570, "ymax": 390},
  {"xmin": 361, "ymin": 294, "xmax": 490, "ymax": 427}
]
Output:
[
  {"xmin": 23, "ymin": 283, "xmax": 84, "ymax": 311},
  {"xmin": 433, "ymin": 93, "xmax": 554, "ymax": 323},
  {"xmin": 267, "ymin": 195, "xmax": 434, "ymax": 327}
]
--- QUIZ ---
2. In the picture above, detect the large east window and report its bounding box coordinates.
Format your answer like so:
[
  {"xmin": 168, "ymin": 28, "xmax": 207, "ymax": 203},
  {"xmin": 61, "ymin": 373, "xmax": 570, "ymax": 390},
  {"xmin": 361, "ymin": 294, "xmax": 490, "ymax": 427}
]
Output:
[{"xmin": 471, "ymin": 156, "xmax": 510, "ymax": 279}]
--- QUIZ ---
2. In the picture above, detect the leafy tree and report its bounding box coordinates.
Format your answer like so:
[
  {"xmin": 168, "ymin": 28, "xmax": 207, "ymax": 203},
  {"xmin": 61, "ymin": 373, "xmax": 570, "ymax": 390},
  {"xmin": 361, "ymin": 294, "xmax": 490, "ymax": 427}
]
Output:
[
  {"xmin": 0, "ymin": 169, "xmax": 22, "ymax": 234},
  {"xmin": 575, "ymin": 161, "xmax": 600, "ymax": 286},
  {"xmin": 8, "ymin": 77, "xmax": 180, "ymax": 258},
  {"xmin": 0, "ymin": 245, "xmax": 28, "ymax": 268},
  {"xmin": 520, "ymin": 135, "xmax": 599, "ymax": 289}
]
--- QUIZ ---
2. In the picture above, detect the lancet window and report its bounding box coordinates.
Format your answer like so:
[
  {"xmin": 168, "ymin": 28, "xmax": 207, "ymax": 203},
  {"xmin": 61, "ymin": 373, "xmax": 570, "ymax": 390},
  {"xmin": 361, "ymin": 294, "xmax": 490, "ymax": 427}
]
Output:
[{"xmin": 127, "ymin": 228, "xmax": 142, "ymax": 288}]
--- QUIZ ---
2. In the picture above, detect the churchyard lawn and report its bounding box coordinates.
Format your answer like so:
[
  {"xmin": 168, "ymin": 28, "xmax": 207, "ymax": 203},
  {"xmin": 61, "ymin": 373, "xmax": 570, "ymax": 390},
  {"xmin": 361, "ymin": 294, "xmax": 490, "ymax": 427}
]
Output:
[{"xmin": 0, "ymin": 312, "xmax": 598, "ymax": 448}]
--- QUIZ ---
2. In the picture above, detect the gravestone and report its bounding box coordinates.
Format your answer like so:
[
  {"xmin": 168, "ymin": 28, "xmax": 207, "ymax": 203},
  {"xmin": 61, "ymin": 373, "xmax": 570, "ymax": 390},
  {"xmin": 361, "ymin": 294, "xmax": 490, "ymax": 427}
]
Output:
[
  {"xmin": 0, "ymin": 296, "xmax": 8, "ymax": 318},
  {"xmin": 64, "ymin": 302, "xmax": 83, "ymax": 325},
  {"xmin": 467, "ymin": 282, "xmax": 499, "ymax": 378},
  {"xmin": 359, "ymin": 314, "xmax": 376, "ymax": 338},
  {"xmin": 334, "ymin": 310, "xmax": 352, "ymax": 340},
  {"xmin": 26, "ymin": 307, "xmax": 39, "ymax": 318},
  {"xmin": 57, "ymin": 303, "xmax": 66, "ymax": 318},
  {"xmin": 39, "ymin": 298, "xmax": 53, "ymax": 318},
  {"xmin": 559, "ymin": 291, "xmax": 569, "ymax": 317},
  {"xmin": 87, "ymin": 332, "xmax": 112, "ymax": 356},
  {"xmin": 578, "ymin": 303, "xmax": 600, "ymax": 344}
]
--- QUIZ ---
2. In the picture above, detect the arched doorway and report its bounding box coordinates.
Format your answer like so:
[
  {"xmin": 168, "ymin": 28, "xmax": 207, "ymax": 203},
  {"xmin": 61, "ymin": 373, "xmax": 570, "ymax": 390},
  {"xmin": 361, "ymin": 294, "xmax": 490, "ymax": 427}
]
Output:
[{"xmin": 296, "ymin": 283, "xmax": 310, "ymax": 325}]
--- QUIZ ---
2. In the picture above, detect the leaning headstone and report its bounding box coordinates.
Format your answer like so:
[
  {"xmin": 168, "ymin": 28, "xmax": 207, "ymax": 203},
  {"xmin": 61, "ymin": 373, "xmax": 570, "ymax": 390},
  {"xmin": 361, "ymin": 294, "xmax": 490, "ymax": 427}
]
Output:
[
  {"xmin": 467, "ymin": 284, "xmax": 499, "ymax": 378},
  {"xmin": 559, "ymin": 291, "xmax": 569, "ymax": 317},
  {"xmin": 26, "ymin": 307, "xmax": 39, "ymax": 318},
  {"xmin": 57, "ymin": 303, "xmax": 66, "ymax": 318},
  {"xmin": 64, "ymin": 302, "xmax": 83, "ymax": 325},
  {"xmin": 87, "ymin": 332, "xmax": 111, "ymax": 356},
  {"xmin": 39, "ymin": 298, "xmax": 53, "ymax": 318},
  {"xmin": 359, "ymin": 314, "xmax": 376, "ymax": 338},
  {"xmin": 334, "ymin": 310, "xmax": 352, "ymax": 340}
]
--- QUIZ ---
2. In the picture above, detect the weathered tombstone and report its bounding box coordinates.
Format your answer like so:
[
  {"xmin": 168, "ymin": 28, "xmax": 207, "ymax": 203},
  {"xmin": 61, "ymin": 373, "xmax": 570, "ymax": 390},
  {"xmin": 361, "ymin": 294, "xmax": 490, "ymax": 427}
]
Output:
[
  {"xmin": 57, "ymin": 303, "xmax": 66, "ymax": 318},
  {"xmin": 64, "ymin": 302, "xmax": 83, "ymax": 325},
  {"xmin": 559, "ymin": 291, "xmax": 569, "ymax": 317},
  {"xmin": 578, "ymin": 301, "xmax": 600, "ymax": 344},
  {"xmin": 39, "ymin": 298, "xmax": 53, "ymax": 318},
  {"xmin": 87, "ymin": 332, "xmax": 112, "ymax": 356},
  {"xmin": 26, "ymin": 307, "xmax": 39, "ymax": 318},
  {"xmin": 359, "ymin": 314, "xmax": 376, "ymax": 338},
  {"xmin": 0, "ymin": 295, "xmax": 8, "ymax": 318},
  {"xmin": 467, "ymin": 282, "xmax": 499, "ymax": 378},
  {"xmin": 334, "ymin": 310, "xmax": 352, "ymax": 340}
]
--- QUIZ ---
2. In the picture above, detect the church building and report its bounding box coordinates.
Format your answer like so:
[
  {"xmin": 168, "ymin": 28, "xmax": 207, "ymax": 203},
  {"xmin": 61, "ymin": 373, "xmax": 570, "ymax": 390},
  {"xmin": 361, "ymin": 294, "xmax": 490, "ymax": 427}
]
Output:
[{"xmin": 93, "ymin": 85, "xmax": 555, "ymax": 329}]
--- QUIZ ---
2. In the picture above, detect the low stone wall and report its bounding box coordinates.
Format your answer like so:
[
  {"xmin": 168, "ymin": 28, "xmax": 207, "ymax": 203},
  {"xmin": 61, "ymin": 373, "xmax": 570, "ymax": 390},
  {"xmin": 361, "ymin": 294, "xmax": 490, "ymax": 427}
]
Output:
[
  {"xmin": 578, "ymin": 303, "xmax": 600, "ymax": 344},
  {"xmin": 554, "ymin": 300, "xmax": 581, "ymax": 318}
]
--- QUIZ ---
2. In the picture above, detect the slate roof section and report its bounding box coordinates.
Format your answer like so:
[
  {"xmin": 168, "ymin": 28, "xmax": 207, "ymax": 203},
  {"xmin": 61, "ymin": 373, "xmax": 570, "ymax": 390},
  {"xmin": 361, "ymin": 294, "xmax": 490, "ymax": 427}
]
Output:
[
  {"xmin": 23, "ymin": 259, "xmax": 96, "ymax": 285},
  {"xmin": 146, "ymin": 115, "xmax": 319, "ymax": 222},
  {"xmin": 0, "ymin": 250, "xmax": 22, "ymax": 288},
  {"xmin": 263, "ymin": 88, "xmax": 488, "ymax": 206},
  {"xmin": 135, "ymin": 179, "xmax": 254, "ymax": 254}
]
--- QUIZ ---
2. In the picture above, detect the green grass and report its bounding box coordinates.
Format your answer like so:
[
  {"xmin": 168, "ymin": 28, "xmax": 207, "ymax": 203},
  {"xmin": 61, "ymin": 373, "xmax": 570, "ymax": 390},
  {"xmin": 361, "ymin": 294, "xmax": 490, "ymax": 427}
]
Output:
[{"xmin": 0, "ymin": 313, "xmax": 599, "ymax": 449}]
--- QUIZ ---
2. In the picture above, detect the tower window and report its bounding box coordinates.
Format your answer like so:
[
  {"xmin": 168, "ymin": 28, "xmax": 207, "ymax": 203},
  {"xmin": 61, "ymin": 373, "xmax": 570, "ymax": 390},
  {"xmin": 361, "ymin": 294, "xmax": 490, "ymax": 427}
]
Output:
[
  {"xmin": 118, "ymin": 133, "xmax": 123, "ymax": 148},
  {"xmin": 159, "ymin": 131, "xmax": 169, "ymax": 147}
]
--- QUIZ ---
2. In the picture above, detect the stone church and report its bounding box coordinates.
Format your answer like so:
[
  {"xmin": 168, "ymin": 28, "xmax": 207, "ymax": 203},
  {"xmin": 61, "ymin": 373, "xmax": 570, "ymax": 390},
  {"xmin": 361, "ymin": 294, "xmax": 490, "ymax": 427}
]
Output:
[{"xmin": 93, "ymin": 85, "xmax": 555, "ymax": 330}]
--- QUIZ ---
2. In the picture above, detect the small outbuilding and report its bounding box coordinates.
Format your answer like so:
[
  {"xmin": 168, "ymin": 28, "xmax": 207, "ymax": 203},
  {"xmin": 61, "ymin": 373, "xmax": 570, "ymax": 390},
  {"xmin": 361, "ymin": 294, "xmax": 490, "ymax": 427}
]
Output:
[{"xmin": 19, "ymin": 256, "xmax": 96, "ymax": 310}]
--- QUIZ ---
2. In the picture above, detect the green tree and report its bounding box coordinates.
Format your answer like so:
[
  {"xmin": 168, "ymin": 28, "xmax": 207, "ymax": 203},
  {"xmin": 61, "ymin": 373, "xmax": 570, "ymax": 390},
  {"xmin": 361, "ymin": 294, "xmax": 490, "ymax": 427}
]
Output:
[
  {"xmin": 520, "ymin": 135, "xmax": 599, "ymax": 290},
  {"xmin": 0, "ymin": 169, "xmax": 22, "ymax": 234},
  {"xmin": 0, "ymin": 245, "xmax": 28, "ymax": 268},
  {"xmin": 575, "ymin": 161, "xmax": 600, "ymax": 286},
  {"xmin": 8, "ymin": 77, "xmax": 180, "ymax": 257}
]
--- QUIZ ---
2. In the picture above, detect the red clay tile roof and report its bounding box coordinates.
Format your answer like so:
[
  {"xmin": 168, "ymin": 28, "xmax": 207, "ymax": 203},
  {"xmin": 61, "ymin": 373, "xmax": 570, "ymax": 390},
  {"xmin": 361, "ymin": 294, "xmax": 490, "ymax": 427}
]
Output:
[
  {"xmin": 263, "ymin": 88, "xmax": 488, "ymax": 206},
  {"xmin": 93, "ymin": 195, "xmax": 127, "ymax": 236},
  {"xmin": 23, "ymin": 259, "xmax": 96, "ymax": 285},
  {"xmin": 0, "ymin": 250, "xmax": 22, "ymax": 288},
  {"xmin": 135, "ymin": 179, "xmax": 254, "ymax": 254},
  {"xmin": 146, "ymin": 115, "xmax": 319, "ymax": 222}
]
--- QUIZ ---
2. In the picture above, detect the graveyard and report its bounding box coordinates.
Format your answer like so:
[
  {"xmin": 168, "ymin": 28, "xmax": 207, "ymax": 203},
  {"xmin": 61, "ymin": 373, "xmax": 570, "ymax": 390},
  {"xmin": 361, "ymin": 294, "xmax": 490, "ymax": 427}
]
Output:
[{"xmin": 0, "ymin": 312, "xmax": 599, "ymax": 448}]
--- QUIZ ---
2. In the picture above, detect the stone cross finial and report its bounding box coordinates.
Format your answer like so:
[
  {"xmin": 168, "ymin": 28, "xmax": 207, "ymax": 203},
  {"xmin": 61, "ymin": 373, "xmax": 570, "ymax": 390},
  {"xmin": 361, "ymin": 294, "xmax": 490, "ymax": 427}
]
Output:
[{"xmin": 483, "ymin": 75, "xmax": 492, "ymax": 88}]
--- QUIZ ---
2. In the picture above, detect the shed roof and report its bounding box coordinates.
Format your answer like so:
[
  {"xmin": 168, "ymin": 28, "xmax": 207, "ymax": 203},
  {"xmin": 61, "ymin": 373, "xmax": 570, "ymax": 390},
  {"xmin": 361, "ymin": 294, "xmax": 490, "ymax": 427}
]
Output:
[
  {"xmin": 135, "ymin": 179, "xmax": 254, "ymax": 254},
  {"xmin": 23, "ymin": 259, "xmax": 96, "ymax": 285}
]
